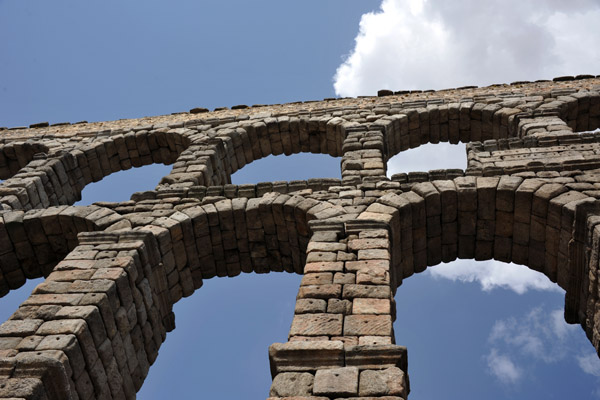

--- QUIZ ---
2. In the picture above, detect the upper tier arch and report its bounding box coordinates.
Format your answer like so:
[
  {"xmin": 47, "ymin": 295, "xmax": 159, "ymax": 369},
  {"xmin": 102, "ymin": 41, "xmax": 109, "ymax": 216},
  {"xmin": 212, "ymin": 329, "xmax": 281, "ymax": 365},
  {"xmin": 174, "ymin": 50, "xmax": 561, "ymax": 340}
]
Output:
[{"xmin": 0, "ymin": 130, "xmax": 190, "ymax": 210}]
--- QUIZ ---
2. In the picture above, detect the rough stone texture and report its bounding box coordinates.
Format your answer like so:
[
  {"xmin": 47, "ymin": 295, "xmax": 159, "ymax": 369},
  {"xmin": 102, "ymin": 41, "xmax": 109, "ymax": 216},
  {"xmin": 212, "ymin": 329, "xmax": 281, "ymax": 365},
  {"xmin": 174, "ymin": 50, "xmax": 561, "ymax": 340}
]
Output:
[
  {"xmin": 313, "ymin": 367, "xmax": 359, "ymax": 397},
  {"xmin": 270, "ymin": 372, "xmax": 315, "ymax": 397},
  {"xmin": 359, "ymin": 368, "xmax": 406, "ymax": 397},
  {"xmin": 1, "ymin": 77, "xmax": 600, "ymax": 399},
  {"xmin": 289, "ymin": 314, "xmax": 343, "ymax": 337}
]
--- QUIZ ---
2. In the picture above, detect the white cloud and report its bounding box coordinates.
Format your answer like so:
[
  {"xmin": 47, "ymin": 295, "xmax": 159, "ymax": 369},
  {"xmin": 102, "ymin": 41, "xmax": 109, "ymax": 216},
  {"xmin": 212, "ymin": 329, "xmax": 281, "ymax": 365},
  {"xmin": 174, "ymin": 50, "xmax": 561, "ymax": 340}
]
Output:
[
  {"xmin": 334, "ymin": 0, "xmax": 600, "ymax": 96},
  {"xmin": 550, "ymin": 309, "xmax": 572, "ymax": 341},
  {"xmin": 488, "ymin": 307, "xmax": 576, "ymax": 362},
  {"xmin": 578, "ymin": 353, "xmax": 600, "ymax": 377},
  {"xmin": 484, "ymin": 305, "xmax": 600, "ymax": 387},
  {"xmin": 427, "ymin": 259, "xmax": 562, "ymax": 294},
  {"xmin": 486, "ymin": 348, "xmax": 522, "ymax": 384}
]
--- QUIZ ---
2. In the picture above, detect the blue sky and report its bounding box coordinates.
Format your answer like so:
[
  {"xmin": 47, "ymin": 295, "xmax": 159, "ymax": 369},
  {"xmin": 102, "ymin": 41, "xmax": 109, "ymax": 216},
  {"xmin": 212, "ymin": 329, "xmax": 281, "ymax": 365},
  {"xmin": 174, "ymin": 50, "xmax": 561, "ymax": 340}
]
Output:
[{"xmin": 2, "ymin": 0, "xmax": 600, "ymax": 399}]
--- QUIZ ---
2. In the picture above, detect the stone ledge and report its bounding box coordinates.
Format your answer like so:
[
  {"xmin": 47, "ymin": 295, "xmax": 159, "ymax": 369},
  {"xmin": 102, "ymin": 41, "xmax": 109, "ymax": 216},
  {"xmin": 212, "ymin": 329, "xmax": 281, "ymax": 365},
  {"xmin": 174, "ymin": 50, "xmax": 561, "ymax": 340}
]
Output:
[
  {"xmin": 269, "ymin": 341, "xmax": 345, "ymax": 376},
  {"xmin": 345, "ymin": 345, "xmax": 408, "ymax": 373},
  {"xmin": 269, "ymin": 342, "xmax": 408, "ymax": 377}
]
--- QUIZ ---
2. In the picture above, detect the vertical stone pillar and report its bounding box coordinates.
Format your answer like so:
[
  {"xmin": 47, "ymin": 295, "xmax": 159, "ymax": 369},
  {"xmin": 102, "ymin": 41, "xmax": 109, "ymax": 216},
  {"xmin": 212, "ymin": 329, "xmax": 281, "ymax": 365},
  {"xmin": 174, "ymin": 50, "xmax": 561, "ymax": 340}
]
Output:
[
  {"xmin": 0, "ymin": 230, "xmax": 171, "ymax": 400},
  {"xmin": 341, "ymin": 128, "xmax": 388, "ymax": 186},
  {"xmin": 566, "ymin": 200, "xmax": 600, "ymax": 334},
  {"xmin": 268, "ymin": 220, "xmax": 408, "ymax": 399}
]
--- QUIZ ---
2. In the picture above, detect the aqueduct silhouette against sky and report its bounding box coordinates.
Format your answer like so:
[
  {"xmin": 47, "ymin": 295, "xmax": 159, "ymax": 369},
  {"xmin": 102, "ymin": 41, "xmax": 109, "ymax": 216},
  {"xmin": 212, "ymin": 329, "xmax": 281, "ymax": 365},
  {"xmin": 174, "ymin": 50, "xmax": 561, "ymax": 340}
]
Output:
[{"xmin": 1, "ymin": 76, "xmax": 600, "ymax": 399}]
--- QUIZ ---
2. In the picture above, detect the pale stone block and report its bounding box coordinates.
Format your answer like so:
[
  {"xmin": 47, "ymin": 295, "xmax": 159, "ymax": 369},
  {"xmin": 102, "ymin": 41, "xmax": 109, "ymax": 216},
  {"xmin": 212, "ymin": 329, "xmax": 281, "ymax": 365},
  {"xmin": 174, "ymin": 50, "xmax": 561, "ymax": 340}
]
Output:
[{"xmin": 313, "ymin": 367, "xmax": 358, "ymax": 397}]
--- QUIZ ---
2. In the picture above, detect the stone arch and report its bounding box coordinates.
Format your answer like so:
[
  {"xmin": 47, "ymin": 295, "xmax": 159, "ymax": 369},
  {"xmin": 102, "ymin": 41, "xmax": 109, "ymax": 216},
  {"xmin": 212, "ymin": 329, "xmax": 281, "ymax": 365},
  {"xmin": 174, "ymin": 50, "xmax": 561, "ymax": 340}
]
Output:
[
  {"xmin": 379, "ymin": 102, "xmax": 522, "ymax": 165},
  {"xmin": 0, "ymin": 142, "xmax": 50, "ymax": 180},
  {"xmin": 222, "ymin": 117, "xmax": 347, "ymax": 176},
  {"xmin": 358, "ymin": 175, "xmax": 600, "ymax": 348},
  {"xmin": 0, "ymin": 206, "xmax": 132, "ymax": 297},
  {"xmin": 548, "ymin": 90, "xmax": 600, "ymax": 132},
  {"xmin": 0, "ymin": 130, "xmax": 190, "ymax": 210},
  {"xmin": 374, "ymin": 94, "xmax": 600, "ymax": 180},
  {"xmin": 0, "ymin": 192, "xmax": 342, "ymax": 399},
  {"xmin": 158, "ymin": 117, "xmax": 348, "ymax": 189},
  {"xmin": 126, "ymin": 193, "xmax": 342, "ymax": 307}
]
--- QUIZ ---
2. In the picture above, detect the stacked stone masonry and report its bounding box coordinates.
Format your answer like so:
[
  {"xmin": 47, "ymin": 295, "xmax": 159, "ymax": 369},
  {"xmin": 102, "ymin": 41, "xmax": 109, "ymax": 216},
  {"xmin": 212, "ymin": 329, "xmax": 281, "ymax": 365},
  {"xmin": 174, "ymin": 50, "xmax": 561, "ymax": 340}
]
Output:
[{"xmin": 0, "ymin": 77, "xmax": 600, "ymax": 399}]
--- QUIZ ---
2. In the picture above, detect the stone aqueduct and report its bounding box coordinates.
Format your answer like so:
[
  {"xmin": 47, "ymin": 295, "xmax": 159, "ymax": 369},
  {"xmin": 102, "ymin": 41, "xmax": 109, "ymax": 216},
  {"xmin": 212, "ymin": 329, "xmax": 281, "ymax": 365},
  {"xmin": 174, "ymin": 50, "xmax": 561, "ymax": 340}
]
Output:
[{"xmin": 0, "ymin": 76, "xmax": 600, "ymax": 399}]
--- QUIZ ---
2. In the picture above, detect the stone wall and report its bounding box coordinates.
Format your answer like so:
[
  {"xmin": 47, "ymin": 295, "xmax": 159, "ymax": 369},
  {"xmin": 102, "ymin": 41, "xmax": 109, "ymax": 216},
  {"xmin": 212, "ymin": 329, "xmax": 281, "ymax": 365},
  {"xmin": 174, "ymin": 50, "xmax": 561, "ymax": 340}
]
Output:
[{"xmin": 0, "ymin": 77, "xmax": 600, "ymax": 399}]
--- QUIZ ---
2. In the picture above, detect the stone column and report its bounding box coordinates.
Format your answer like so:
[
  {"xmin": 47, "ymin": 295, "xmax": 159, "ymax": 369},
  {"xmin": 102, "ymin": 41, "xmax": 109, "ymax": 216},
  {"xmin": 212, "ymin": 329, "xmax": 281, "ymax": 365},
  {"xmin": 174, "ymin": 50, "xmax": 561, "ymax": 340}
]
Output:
[
  {"xmin": 0, "ymin": 230, "xmax": 171, "ymax": 400},
  {"xmin": 341, "ymin": 127, "xmax": 388, "ymax": 186},
  {"xmin": 268, "ymin": 220, "xmax": 409, "ymax": 399}
]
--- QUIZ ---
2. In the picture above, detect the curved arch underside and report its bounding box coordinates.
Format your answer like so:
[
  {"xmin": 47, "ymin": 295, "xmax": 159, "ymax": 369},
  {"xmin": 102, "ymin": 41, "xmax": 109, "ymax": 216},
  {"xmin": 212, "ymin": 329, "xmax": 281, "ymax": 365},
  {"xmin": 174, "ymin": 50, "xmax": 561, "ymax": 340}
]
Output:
[{"xmin": 0, "ymin": 78, "xmax": 600, "ymax": 399}]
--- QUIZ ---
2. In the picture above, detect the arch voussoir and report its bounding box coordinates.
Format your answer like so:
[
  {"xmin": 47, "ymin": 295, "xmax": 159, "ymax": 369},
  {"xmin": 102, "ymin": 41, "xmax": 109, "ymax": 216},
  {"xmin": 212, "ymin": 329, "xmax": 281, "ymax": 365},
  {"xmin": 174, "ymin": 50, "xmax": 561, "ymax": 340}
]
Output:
[{"xmin": 0, "ymin": 206, "xmax": 131, "ymax": 297}]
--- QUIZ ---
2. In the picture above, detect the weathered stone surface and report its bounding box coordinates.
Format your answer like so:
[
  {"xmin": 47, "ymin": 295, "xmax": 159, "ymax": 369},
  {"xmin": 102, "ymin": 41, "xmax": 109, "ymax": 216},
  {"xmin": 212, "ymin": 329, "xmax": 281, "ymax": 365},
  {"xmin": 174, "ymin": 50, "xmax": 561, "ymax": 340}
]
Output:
[
  {"xmin": 344, "ymin": 315, "xmax": 393, "ymax": 336},
  {"xmin": 359, "ymin": 367, "xmax": 406, "ymax": 397},
  {"xmin": 304, "ymin": 262, "xmax": 344, "ymax": 273},
  {"xmin": 290, "ymin": 314, "xmax": 343, "ymax": 337},
  {"xmin": 356, "ymin": 267, "xmax": 389, "ymax": 285},
  {"xmin": 0, "ymin": 320, "xmax": 43, "ymax": 337},
  {"xmin": 343, "ymin": 285, "xmax": 390, "ymax": 299},
  {"xmin": 345, "ymin": 260, "xmax": 389, "ymax": 272},
  {"xmin": 270, "ymin": 372, "xmax": 315, "ymax": 397},
  {"xmin": 348, "ymin": 239, "xmax": 389, "ymax": 251},
  {"xmin": 327, "ymin": 299, "xmax": 352, "ymax": 315},
  {"xmin": 269, "ymin": 341, "xmax": 345, "ymax": 373},
  {"xmin": 353, "ymin": 298, "xmax": 390, "ymax": 315},
  {"xmin": 358, "ymin": 336, "xmax": 393, "ymax": 346},
  {"xmin": 297, "ymin": 284, "xmax": 342, "ymax": 300},
  {"xmin": 301, "ymin": 273, "xmax": 333, "ymax": 286},
  {"xmin": 313, "ymin": 367, "xmax": 359, "ymax": 397},
  {"xmin": 295, "ymin": 299, "xmax": 327, "ymax": 314}
]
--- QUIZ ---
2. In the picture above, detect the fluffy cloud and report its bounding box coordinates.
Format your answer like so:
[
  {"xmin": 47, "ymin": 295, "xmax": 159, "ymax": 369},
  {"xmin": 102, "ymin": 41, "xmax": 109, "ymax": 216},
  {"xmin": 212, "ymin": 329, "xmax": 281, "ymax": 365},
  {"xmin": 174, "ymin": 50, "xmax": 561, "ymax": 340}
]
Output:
[
  {"xmin": 485, "ymin": 306, "xmax": 600, "ymax": 385},
  {"xmin": 334, "ymin": 0, "xmax": 600, "ymax": 96},
  {"xmin": 486, "ymin": 349, "xmax": 522, "ymax": 384},
  {"xmin": 578, "ymin": 353, "xmax": 600, "ymax": 378},
  {"xmin": 427, "ymin": 259, "xmax": 562, "ymax": 294},
  {"xmin": 489, "ymin": 307, "xmax": 576, "ymax": 362}
]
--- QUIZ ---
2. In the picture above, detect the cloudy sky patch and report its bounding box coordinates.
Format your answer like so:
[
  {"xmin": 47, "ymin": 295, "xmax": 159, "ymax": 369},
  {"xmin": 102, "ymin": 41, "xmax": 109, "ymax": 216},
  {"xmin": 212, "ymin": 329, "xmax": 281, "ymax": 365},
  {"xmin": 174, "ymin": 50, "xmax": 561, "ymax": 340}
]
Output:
[
  {"xmin": 334, "ymin": 0, "xmax": 600, "ymax": 96},
  {"xmin": 485, "ymin": 305, "xmax": 600, "ymax": 386},
  {"xmin": 427, "ymin": 260, "xmax": 563, "ymax": 294},
  {"xmin": 486, "ymin": 348, "xmax": 523, "ymax": 384}
]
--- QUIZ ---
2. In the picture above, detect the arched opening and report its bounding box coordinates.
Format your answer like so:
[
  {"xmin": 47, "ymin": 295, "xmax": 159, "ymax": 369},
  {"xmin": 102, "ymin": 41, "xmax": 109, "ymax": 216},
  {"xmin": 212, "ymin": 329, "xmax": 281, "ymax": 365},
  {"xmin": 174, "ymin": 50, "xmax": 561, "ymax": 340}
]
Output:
[
  {"xmin": 223, "ymin": 118, "xmax": 346, "ymax": 179},
  {"xmin": 394, "ymin": 259, "xmax": 600, "ymax": 398},
  {"xmin": 0, "ymin": 277, "xmax": 43, "ymax": 320},
  {"xmin": 76, "ymin": 163, "xmax": 171, "ymax": 205},
  {"xmin": 0, "ymin": 205, "xmax": 131, "ymax": 296},
  {"xmin": 381, "ymin": 103, "xmax": 520, "ymax": 159},
  {"xmin": 127, "ymin": 152, "xmax": 343, "ymax": 398},
  {"xmin": 0, "ymin": 142, "xmax": 49, "ymax": 180},
  {"xmin": 0, "ymin": 130, "xmax": 190, "ymax": 210},
  {"xmin": 356, "ymin": 169, "xmax": 600, "ymax": 397},
  {"xmin": 157, "ymin": 118, "xmax": 345, "ymax": 188},
  {"xmin": 386, "ymin": 142, "xmax": 466, "ymax": 178},
  {"xmin": 137, "ymin": 272, "xmax": 301, "ymax": 399},
  {"xmin": 119, "ymin": 194, "xmax": 319, "ymax": 398},
  {"xmin": 231, "ymin": 152, "xmax": 341, "ymax": 184}
]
